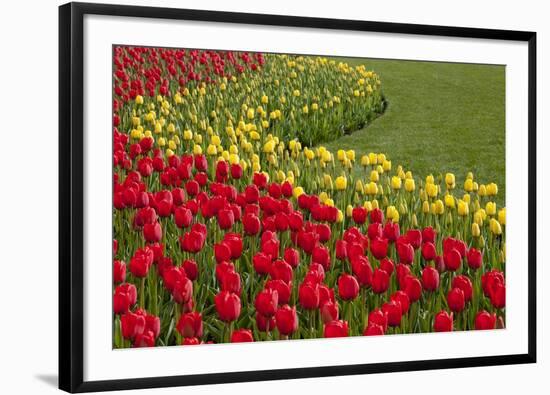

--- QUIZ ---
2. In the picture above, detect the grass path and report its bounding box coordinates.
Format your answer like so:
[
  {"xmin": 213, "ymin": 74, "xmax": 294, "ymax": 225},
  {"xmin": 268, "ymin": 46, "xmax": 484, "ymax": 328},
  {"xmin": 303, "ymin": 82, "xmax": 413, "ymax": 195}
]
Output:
[{"xmin": 322, "ymin": 58, "xmax": 505, "ymax": 206}]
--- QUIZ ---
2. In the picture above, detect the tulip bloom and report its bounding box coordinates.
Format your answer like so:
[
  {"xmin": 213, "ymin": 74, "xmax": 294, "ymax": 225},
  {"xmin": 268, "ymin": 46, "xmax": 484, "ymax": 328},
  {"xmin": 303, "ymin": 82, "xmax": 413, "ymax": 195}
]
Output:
[
  {"xmin": 231, "ymin": 329, "xmax": 254, "ymax": 343},
  {"xmin": 371, "ymin": 268, "xmax": 390, "ymax": 294},
  {"xmin": 215, "ymin": 291, "xmax": 241, "ymax": 322},
  {"xmin": 421, "ymin": 266, "xmax": 439, "ymax": 292},
  {"xmin": 298, "ymin": 282, "xmax": 320, "ymax": 310},
  {"xmin": 176, "ymin": 312, "xmax": 203, "ymax": 338},
  {"xmin": 382, "ymin": 301, "xmax": 402, "ymax": 327},
  {"xmin": 324, "ymin": 320, "xmax": 349, "ymax": 338},
  {"xmin": 370, "ymin": 237, "xmax": 389, "ymax": 260},
  {"xmin": 338, "ymin": 274, "xmax": 360, "ymax": 301},
  {"xmin": 447, "ymin": 288, "xmax": 465, "ymax": 312},
  {"xmin": 275, "ymin": 305, "xmax": 298, "ymax": 336},
  {"xmin": 475, "ymin": 311, "xmax": 497, "ymax": 330},
  {"xmin": 433, "ymin": 311, "xmax": 453, "ymax": 332},
  {"xmin": 255, "ymin": 288, "xmax": 279, "ymax": 317}
]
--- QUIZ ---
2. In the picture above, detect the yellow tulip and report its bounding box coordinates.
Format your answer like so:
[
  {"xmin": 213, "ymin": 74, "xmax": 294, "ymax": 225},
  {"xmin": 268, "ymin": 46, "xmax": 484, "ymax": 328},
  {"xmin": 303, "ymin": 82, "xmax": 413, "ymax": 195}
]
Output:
[
  {"xmin": 391, "ymin": 176, "xmax": 402, "ymax": 190},
  {"xmin": 293, "ymin": 186, "xmax": 304, "ymax": 199},
  {"xmin": 422, "ymin": 200, "xmax": 430, "ymax": 213},
  {"xmin": 487, "ymin": 183, "xmax": 498, "ymax": 196},
  {"xmin": 335, "ymin": 176, "xmax": 347, "ymax": 191},
  {"xmin": 346, "ymin": 205, "xmax": 353, "ymax": 217},
  {"xmin": 426, "ymin": 183, "xmax": 438, "ymax": 198},
  {"xmin": 193, "ymin": 144, "xmax": 202, "ymax": 155},
  {"xmin": 370, "ymin": 170, "xmax": 379, "ymax": 183},
  {"xmin": 457, "ymin": 200, "xmax": 469, "ymax": 216},
  {"xmin": 405, "ymin": 178, "xmax": 416, "ymax": 192},
  {"xmin": 464, "ymin": 178, "xmax": 474, "ymax": 192},
  {"xmin": 479, "ymin": 184, "xmax": 487, "ymax": 196},
  {"xmin": 382, "ymin": 160, "xmax": 391, "ymax": 172},
  {"xmin": 263, "ymin": 140, "xmax": 275, "ymax": 153},
  {"xmin": 498, "ymin": 208, "xmax": 506, "ymax": 225},
  {"xmin": 486, "ymin": 202, "xmax": 497, "ymax": 216},
  {"xmin": 135, "ymin": 95, "xmax": 144, "ymax": 105},
  {"xmin": 445, "ymin": 173, "xmax": 456, "ymax": 188},
  {"xmin": 434, "ymin": 199, "xmax": 445, "ymax": 215},
  {"xmin": 472, "ymin": 223, "xmax": 481, "ymax": 237},
  {"xmin": 361, "ymin": 155, "xmax": 370, "ymax": 166},
  {"xmin": 490, "ymin": 218, "xmax": 502, "ymax": 235},
  {"xmin": 444, "ymin": 194, "xmax": 455, "ymax": 208}
]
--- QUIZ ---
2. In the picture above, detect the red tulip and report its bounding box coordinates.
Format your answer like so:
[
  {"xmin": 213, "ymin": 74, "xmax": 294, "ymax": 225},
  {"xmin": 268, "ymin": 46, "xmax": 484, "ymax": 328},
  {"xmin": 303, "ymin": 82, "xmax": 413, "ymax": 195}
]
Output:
[
  {"xmin": 175, "ymin": 207, "xmax": 193, "ymax": 228},
  {"xmin": 275, "ymin": 305, "xmax": 298, "ymax": 336},
  {"xmin": 390, "ymin": 290, "xmax": 410, "ymax": 314},
  {"xmin": 143, "ymin": 222, "xmax": 162, "ymax": 243},
  {"xmin": 231, "ymin": 329, "xmax": 254, "ymax": 343},
  {"xmin": 422, "ymin": 226, "xmax": 436, "ymax": 244},
  {"xmin": 368, "ymin": 308, "xmax": 388, "ymax": 332},
  {"xmin": 473, "ymin": 310, "xmax": 496, "ymax": 330},
  {"xmin": 298, "ymin": 282, "xmax": 320, "ymax": 310},
  {"xmin": 421, "ymin": 242, "xmax": 437, "ymax": 261},
  {"xmin": 370, "ymin": 208, "xmax": 384, "ymax": 224},
  {"xmin": 133, "ymin": 329, "xmax": 156, "ymax": 347},
  {"xmin": 266, "ymin": 279, "xmax": 291, "ymax": 305},
  {"xmin": 466, "ymin": 248, "xmax": 482, "ymax": 270},
  {"xmin": 363, "ymin": 323, "xmax": 385, "ymax": 336},
  {"xmin": 121, "ymin": 311, "xmax": 146, "ymax": 339},
  {"xmin": 351, "ymin": 256, "xmax": 373, "ymax": 287},
  {"xmin": 490, "ymin": 282, "xmax": 506, "ymax": 309},
  {"xmin": 352, "ymin": 206, "xmax": 367, "ymax": 225},
  {"xmin": 270, "ymin": 259, "xmax": 293, "ymax": 284},
  {"xmin": 405, "ymin": 229, "xmax": 422, "ymax": 249},
  {"xmin": 380, "ymin": 258, "xmax": 395, "ymax": 276},
  {"xmin": 253, "ymin": 252, "xmax": 272, "ymax": 275},
  {"xmin": 176, "ymin": 312, "xmax": 203, "ymax": 338},
  {"xmin": 383, "ymin": 221, "xmax": 400, "ymax": 242},
  {"xmin": 324, "ymin": 320, "xmax": 349, "ymax": 338},
  {"xmin": 434, "ymin": 311, "xmax": 453, "ymax": 332},
  {"xmin": 283, "ymin": 247, "xmax": 300, "ymax": 268},
  {"xmin": 312, "ymin": 245, "xmax": 330, "ymax": 270},
  {"xmin": 444, "ymin": 248, "xmax": 462, "ymax": 271},
  {"xmin": 397, "ymin": 241, "xmax": 414, "ymax": 265},
  {"xmin": 338, "ymin": 274, "xmax": 360, "ymax": 301},
  {"xmin": 382, "ymin": 300, "xmax": 402, "ymax": 327},
  {"xmin": 113, "ymin": 260, "xmax": 126, "ymax": 284},
  {"xmin": 370, "ymin": 237, "xmax": 389, "ymax": 260},
  {"xmin": 447, "ymin": 288, "xmax": 465, "ymax": 312},
  {"xmin": 421, "ymin": 266, "xmax": 440, "ymax": 292},
  {"xmin": 129, "ymin": 247, "xmax": 154, "ymax": 278},
  {"xmin": 256, "ymin": 312, "xmax": 276, "ymax": 332},
  {"xmin": 214, "ymin": 291, "xmax": 241, "ymax": 322},
  {"xmin": 320, "ymin": 301, "xmax": 339, "ymax": 324},
  {"xmin": 335, "ymin": 240, "xmax": 348, "ymax": 261},
  {"xmin": 172, "ymin": 276, "xmax": 193, "ymax": 304},
  {"xmin": 402, "ymin": 275, "xmax": 422, "ymax": 302},
  {"xmin": 452, "ymin": 275, "xmax": 473, "ymax": 302},
  {"xmin": 217, "ymin": 208, "xmax": 235, "ymax": 230},
  {"xmin": 182, "ymin": 259, "xmax": 198, "ymax": 281},
  {"xmin": 255, "ymin": 288, "xmax": 279, "ymax": 316},
  {"xmin": 214, "ymin": 242, "xmax": 232, "ymax": 263},
  {"xmin": 243, "ymin": 213, "xmax": 261, "ymax": 235},
  {"xmin": 114, "ymin": 284, "xmax": 135, "ymax": 314},
  {"xmin": 371, "ymin": 268, "xmax": 390, "ymax": 294}
]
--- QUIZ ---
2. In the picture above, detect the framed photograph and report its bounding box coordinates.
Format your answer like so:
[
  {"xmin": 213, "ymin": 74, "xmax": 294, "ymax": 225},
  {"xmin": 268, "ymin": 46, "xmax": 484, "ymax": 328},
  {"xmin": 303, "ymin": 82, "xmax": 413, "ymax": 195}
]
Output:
[{"xmin": 59, "ymin": 2, "xmax": 537, "ymax": 393}]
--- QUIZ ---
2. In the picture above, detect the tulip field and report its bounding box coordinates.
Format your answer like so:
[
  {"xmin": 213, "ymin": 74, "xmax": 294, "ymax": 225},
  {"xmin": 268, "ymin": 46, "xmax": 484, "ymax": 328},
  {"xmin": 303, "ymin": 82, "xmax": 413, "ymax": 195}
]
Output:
[{"xmin": 112, "ymin": 46, "xmax": 506, "ymax": 348}]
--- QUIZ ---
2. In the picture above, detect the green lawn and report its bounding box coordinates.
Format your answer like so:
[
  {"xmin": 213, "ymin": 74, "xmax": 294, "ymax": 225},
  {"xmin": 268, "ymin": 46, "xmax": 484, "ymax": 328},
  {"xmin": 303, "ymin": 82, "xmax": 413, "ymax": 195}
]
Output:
[{"xmin": 321, "ymin": 58, "xmax": 505, "ymax": 206}]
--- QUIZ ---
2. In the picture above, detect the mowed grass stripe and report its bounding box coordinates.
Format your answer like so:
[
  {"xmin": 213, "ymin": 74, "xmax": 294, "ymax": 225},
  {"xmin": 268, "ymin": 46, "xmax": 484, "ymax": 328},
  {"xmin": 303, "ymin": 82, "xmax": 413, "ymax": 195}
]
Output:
[{"xmin": 322, "ymin": 58, "xmax": 505, "ymax": 206}]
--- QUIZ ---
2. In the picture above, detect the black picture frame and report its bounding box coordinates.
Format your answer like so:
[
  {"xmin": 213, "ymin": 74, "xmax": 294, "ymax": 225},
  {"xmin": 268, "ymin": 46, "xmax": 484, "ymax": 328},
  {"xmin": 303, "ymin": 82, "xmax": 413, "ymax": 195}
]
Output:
[{"xmin": 59, "ymin": 2, "xmax": 537, "ymax": 393}]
